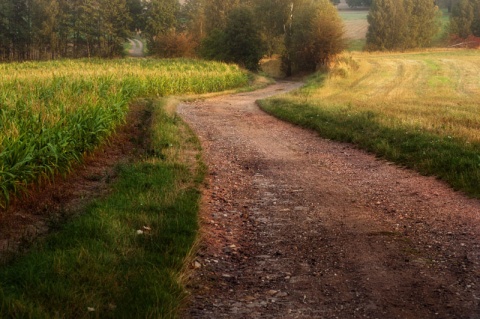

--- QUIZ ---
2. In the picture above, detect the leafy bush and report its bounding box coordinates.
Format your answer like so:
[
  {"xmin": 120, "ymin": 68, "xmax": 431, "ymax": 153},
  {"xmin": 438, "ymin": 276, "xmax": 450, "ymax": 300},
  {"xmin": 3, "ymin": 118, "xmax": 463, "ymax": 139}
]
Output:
[
  {"xmin": 449, "ymin": 0, "xmax": 480, "ymax": 39},
  {"xmin": 282, "ymin": 0, "xmax": 345, "ymax": 75},
  {"xmin": 366, "ymin": 0, "xmax": 440, "ymax": 51},
  {"xmin": 199, "ymin": 7, "xmax": 265, "ymax": 71},
  {"xmin": 150, "ymin": 31, "xmax": 197, "ymax": 58}
]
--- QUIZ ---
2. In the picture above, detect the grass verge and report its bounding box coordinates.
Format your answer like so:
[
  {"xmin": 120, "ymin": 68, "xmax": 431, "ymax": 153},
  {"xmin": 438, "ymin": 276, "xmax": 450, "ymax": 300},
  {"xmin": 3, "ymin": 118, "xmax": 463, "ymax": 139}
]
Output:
[{"xmin": 0, "ymin": 98, "xmax": 204, "ymax": 318}]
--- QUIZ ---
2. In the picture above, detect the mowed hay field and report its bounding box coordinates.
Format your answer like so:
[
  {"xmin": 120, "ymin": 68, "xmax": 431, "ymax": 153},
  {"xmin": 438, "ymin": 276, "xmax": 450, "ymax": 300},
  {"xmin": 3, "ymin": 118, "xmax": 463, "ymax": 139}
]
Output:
[
  {"xmin": 311, "ymin": 51, "xmax": 480, "ymax": 142},
  {"xmin": 260, "ymin": 50, "xmax": 480, "ymax": 197}
]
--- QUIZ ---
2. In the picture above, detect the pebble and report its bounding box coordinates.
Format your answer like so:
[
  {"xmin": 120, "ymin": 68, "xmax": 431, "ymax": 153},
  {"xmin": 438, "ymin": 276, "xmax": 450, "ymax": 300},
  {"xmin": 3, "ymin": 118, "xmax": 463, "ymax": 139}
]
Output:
[{"xmin": 267, "ymin": 290, "xmax": 278, "ymax": 296}]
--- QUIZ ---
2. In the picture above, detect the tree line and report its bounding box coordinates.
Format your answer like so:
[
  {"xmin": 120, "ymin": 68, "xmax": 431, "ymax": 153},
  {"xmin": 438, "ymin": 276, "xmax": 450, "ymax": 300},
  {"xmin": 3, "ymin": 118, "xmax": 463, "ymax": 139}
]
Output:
[
  {"xmin": 366, "ymin": 0, "xmax": 440, "ymax": 51},
  {"xmin": 0, "ymin": 0, "xmax": 190, "ymax": 61},
  {"xmin": 1, "ymin": 0, "xmax": 477, "ymax": 69},
  {"xmin": 448, "ymin": 0, "xmax": 480, "ymax": 39},
  {"xmin": 366, "ymin": 0, "xmax": 480, "ymax": 50},
  {"xmin": 0, "ymin": 0, "xmax": 133, "ymax": 60},
  {"xmin": 0, "ymin": 0, "xmax": 341, "ymax": 62},
  {"xmin": 185, "ymin": 0, "xmax": 344, "ymax": 73},
  {"xmin": 0, "ymin": 0, "xmax": 346, "ymax": 74}
]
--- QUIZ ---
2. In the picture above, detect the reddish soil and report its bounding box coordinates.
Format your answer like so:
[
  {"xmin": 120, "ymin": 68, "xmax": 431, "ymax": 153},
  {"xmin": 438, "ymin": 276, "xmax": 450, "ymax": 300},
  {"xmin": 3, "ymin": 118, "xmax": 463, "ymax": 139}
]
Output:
[
  {"xmin": 178, "ymin": 82, "xmax": 480, "ymax": 319},
  {"xmin": 0, "ymin": 102, "xmax": 151, "ymax": 262}
]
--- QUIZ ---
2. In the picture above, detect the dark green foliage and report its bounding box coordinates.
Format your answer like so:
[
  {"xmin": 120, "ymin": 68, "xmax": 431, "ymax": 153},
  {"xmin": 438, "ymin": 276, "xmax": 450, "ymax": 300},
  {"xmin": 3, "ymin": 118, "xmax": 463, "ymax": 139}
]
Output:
[
  {"xmin": 181, "ymin": 0, "xmax": 254, "ymax": 45},
  {"xmin": 203, "ymin": 0, "xmax": 242, "ymax": 33},
  {"xmin": 4, "ymin": 0, "xmax": 33, "ymax": 60},
  {"xmin": 436, "ymin": 0, "xmax": 457, "ymax": 12},
  {"xmin": 223, "ymin": 7, "xmax": 265, "ymax": 71},
  {"xmin": 449, "ymin": 0, "xmax": 480, "ymax": 38},
  {"xmin": 198, "ymin": 29, "xmax": 229, "ymax": 61},
  {"xmin": 126, "ymin": 0, "xmax": 145, "ymax": 31},
  {"xmin": 0, "ymin": 0, "xmax": 133, "ymax": 60},
  {"xmin": 254, "ymin": 0, "xmax": 291, "ymax": 56},
  {"xmin": 282, "ymin": 0, "xmax": 345, "ymax": 75},
  {"xmin": 473, "ymin": 0, "xmax": 480, "ymax": 36},
  {"xmin": 144, "ymin": 0, "xmax": 179, "ymax": 50},
  {"xmin": 199, "ymin": 7, "xmax": 265, "ymax": 71},
  {"xmin": 366, "ymin": 0, "xmax": 440, "ymax": 51}
]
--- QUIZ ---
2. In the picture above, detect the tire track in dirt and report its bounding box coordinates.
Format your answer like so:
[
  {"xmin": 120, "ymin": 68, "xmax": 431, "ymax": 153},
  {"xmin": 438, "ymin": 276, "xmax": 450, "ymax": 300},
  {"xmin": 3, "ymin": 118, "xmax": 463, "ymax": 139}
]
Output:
[{"xmin": 177, "ymin": 82, "xmax": 480, "ymax": 319}]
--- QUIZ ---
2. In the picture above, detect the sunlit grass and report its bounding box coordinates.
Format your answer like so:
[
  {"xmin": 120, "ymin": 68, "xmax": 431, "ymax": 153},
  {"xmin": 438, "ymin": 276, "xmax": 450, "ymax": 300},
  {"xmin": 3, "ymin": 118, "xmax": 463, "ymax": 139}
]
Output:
[{"xmin": 260, "ymin": 50, "xmax": 480, "ymax": 197}]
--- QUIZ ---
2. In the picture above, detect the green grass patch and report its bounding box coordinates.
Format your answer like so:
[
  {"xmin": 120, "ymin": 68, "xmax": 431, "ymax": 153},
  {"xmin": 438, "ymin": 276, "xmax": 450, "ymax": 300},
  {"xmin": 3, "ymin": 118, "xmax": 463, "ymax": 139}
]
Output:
[
  {"xmin": 0, "ymin": 99, "xmax": 205, "ymax": 318},
  {"xmin": 338, "ymin": 10, "xmax": 369, "ymax": 21},
  {"xmin": 431, "ymin": 9, "xmax": 451, "ymax": 46},
  {"xmin": 259, "ymin": 50, "xmax": 480, "ymax": 198},
  {"xmin": 346, "ymin": 39, "xmax": 366, "ymax": 51}
]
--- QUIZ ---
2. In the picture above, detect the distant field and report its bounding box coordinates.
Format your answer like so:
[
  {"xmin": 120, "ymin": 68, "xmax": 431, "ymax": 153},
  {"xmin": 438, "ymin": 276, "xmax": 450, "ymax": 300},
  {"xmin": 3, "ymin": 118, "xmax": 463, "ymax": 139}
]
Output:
[
  {"xmin": 260, "ymin": 50, "xmax": 480, "ymax": 197},
  {"xmin": 338, "ymin": 10, "xmax": 369, "ymax": 50},
  {"xmin": 339, "ymin": 10, "xmax": 369, "ymax": 42}
]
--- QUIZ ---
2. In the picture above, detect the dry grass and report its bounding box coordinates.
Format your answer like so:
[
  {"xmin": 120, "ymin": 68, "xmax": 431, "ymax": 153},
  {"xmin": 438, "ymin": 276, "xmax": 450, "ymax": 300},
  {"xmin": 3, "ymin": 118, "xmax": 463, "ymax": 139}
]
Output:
[{"xmin": 312, "ymin": 50, "xmax": 480, "ymax": 143}]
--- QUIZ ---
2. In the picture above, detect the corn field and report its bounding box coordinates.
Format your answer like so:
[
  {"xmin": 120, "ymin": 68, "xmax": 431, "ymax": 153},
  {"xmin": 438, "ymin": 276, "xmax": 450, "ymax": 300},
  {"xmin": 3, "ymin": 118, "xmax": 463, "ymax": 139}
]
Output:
[{"xmin": 0, "ymin": 58, "xmax": 249, "ymax": 207}]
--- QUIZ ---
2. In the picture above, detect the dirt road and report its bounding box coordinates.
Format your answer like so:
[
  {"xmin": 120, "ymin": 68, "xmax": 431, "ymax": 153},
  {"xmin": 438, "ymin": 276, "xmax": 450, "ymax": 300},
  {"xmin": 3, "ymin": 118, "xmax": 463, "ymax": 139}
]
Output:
[
  {"xmin": 128, "ymin": 38, "xmax": 144, "ymax": 57},
  {"xmin": 177, "ymin": 82, "xmax": 480, "ymax": 318}
]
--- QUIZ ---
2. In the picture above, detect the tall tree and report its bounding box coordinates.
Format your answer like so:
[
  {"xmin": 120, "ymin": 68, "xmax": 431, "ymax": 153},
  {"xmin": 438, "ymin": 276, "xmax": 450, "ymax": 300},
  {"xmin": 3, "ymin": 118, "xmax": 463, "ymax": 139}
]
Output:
[
  {"xmin": 204, "ymin": 0, "xmax": 241, "ymax": 33},
  {"xmin": 403, "ymin": 0, "xmax": 440, "ymax": 48},
  {"xmin": 366, "ymin": 0, "xmax": 439, "ymax": 50},
  {"xmin": 144, "ymin": 0, "xmax": 179, "ymax": 36},
  {"xmin": 283, "ymin": 0, "xmax": 345, "ymax": 74},
  {"xmin": 100, "ymin": 0, "xmax": 131, "ymax": 57},
  {"xmin": 199, "ymin": 6, "xmax": 265, "ymax": 70},
  {"xmin": 31, "ymin": 0, "xmax": 61, "ymax": 59},
  {"xmin": 181, "ymin": 0, "xmax": 206, "ymax": 41},
  {"xmin": 366, "ymin": 0, "xmax": 407, "ymax": 50},
  {"xmin": 10, "ymin": 0, "xmax": 34, "ymax": 60},
  {"xmin": 472, "ymin": 0, "xmax": 480, "ymax": 36},
  {"xmin": 0, "ymin": 0, "xmax": 14, "ymax": 59},
  {"xmin": 126, "ymin": 0, "xmax": 145, "ymax": 31},
  {"xmin": 223, "ymin": 6, "xmax": 265, "ymax": 70},
  {"xmin": 449, "ymin": 0, "xmax": 475, "ymax": 38},
  {"xmin": 254, "ymin": 0, "xmax": 291, "ymax": 56}
]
